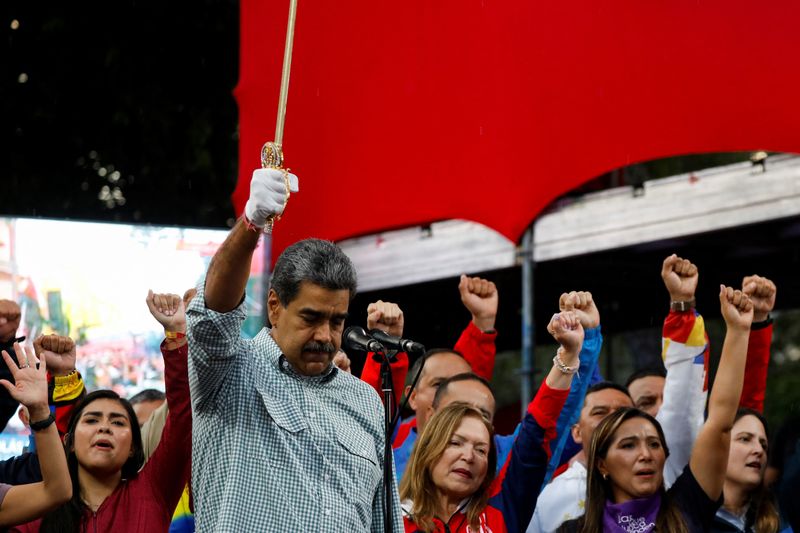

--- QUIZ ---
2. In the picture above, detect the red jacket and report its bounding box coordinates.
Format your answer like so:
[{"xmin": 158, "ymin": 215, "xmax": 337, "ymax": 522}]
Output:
[
  {"xmin": 13, "ymin": 342, "xmax": 191, "ymax": 533},
  {"xmin": 360, "ymin": 321, "xmax": 497, "ymax": 441},
  {"xmin": 402, "ymin": 380, "xmax": 568, "ymax": 533}
]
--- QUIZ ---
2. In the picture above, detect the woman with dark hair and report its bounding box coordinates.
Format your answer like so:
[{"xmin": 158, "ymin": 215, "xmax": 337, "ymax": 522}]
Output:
[
  {"xmin": 558, "ymin": 286, "xmax": 754, "ymax": 533},
  {"xmin": 11, "ymin": 291, "xmax": 191, "ymax": 533},
  {"xmin": 0, "ymin": 344, "xmax": 72, "ymax": 526},
  {"xmin": 712, "ymin": 408, "xmax": 779, "ymax": 532},
  {"xmin": 400, "ymin": 310, "xmax": 584, "ymax": 532}
]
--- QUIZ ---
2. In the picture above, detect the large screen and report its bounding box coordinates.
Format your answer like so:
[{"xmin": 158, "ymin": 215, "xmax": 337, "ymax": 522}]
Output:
[{"xmin": 0, "ymin": 217, "xmax": 267, "ymax": 457}]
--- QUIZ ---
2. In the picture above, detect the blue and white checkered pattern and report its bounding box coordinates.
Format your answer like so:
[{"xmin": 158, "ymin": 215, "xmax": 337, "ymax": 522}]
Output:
[{"xmin": 187, "ymin": 281, "xmax": 402, "ymax": 532}]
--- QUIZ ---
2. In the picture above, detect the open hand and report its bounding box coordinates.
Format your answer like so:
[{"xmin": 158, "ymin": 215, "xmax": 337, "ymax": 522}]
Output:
[
  {"xmin": 33, "ymin": 335, "xmax": 76, "ymax": 377},
  {"xmin": 367, "ymin": 300, "xmax": 404, "ymax": 338},
  {"xmin": 742, "ymin": 275, "xmax": 776, "ymax": 322},
  {"xmin": 661, "ymin": 254, "xmax": 698, "ymax": 302},
  {"xmin": 719, "ymin": 285, "xmax": 754, "ymax": 332},
  {"xmin": 559, "ymin": 291, "xmax": 599, "ymax": 329},
  {"xmin": 458, "ymin": 275, "xmax": 498, "ymax": 332},
  {"xmin": 0, "ymin": 343, "xmax": 48, "ymax": 414}
]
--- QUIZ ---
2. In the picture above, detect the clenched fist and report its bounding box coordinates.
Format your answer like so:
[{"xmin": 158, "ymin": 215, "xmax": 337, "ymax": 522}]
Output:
[
  {"xmin": 661, "ymin": 254, "xmax": 698, "ymax": 303},
  {"xmin": 146, "ymin": 290, "xmax": 189, "ymax": 334},
  {"xmin": 719, "ymin": 285, "xmax": 754, "ymax": 332},
  {"xmin": 559, "ymin": 291, "xmax": 599, "ymax": 330},
  {"xmin": 367, "ymin": 301, "xmax": 404, "ymax": 338},
  {"xmin": 244, "ymin": 168, "xmax": 300, "ymax": 228},
  {"xmin": 0, "ymin": 300, "xmax": 21, "ymax": 343},
  {"xmin": 458, "ymin": 275, "xmax": 498, "ymax": 332},
  {"xmin": 546, "ymin": 310, "xmax": 584, "ymax": 357},
  {"xmin": 33, "ymin": 334, "xmax": 76, "ymax": 377},
  {"xmin": 742, "ymin": 275, "xmax": 776, "ymax": 323}
]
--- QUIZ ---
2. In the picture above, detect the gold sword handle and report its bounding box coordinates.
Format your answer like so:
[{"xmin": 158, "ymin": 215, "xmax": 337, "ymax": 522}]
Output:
[{"xmin": 260, "ymin": 142, "xmax": 290, "ymax": 235}]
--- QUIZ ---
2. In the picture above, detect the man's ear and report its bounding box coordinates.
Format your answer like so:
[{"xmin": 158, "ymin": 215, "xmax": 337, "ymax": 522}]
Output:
[
  {"xmin": 267, "ymin": 289, "xmax": 283, "ymax": 329},
  {"xmin": 406, "ymin": 386, "xmax": 417, "ymax": 411},
  {"xmin": 571, "ymin": 423, "xmax": 582, "ymax": 444}
]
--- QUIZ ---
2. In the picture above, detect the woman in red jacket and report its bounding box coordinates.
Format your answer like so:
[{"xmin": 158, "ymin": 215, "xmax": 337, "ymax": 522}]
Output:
[{"xmin": 12, "ymin": 292, "xmax": 191, "ymax": 533}]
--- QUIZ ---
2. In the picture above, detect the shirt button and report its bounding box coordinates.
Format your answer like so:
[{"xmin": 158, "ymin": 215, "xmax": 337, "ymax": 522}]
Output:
[
  {"xmin": 323, "ymin": 474, "xmax": 330, "ymax": 481},
  {"xmin": 309, "ymin": 411, "xmax": 316, "ymax": 418},
  {"xmin": 324, "ymin": 509, "xmax": 331, "ymax": 516}
]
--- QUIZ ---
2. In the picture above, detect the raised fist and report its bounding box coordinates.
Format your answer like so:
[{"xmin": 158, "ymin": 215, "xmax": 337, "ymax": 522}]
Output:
[
  {"xmin": 458, "ymin": 275, "xmax": 498, "ymax": 332},
  {"xmin": 333, "ymin": 350, "xmax": 352, "ymax": 374},
  {"xmin": 146, "ymin": 290, "xmax": 187, "ymax": 333},
  {"xmin": 33, "ymin": 334, "xmax": 76, "ymax": 377},
  {"xmin": 719, "ymin": 285, "xmax": 754, "ymax": 332},
  {"xmin": 244, "ymin": 168, "xmax": 300, "ymax": 228},
  {"xmin": 559, "ymin": 291, "xmax": 600, "ymax": 330},
  {"xmin": 742, "ymin": 275, "xmax": 776, "ymax": 323},
  {"xmin": 661, "ymin": 254, "xmax": 699, "ymax": 302},
  {"xmin": 546, "ymin": 310, "xmax": 584, "ymax": 355},
  {"xmin": 0, "ymin": 300, "xmax": 21, "ymax": 343},
  {"xmin": 367, "ymin": 300, "xmax": 404, "ymax": 338}
]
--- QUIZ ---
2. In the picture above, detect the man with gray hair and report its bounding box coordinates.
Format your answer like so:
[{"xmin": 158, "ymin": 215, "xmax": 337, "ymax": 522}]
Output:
[{"xmin": 187, "ymin": 167, "xmax": 402, "ymax": 532}]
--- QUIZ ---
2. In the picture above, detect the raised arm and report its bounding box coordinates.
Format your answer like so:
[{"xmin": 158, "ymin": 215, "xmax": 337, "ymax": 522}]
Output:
[
  {"xmin": 455, "ymin": 275, "xmax": 498, "ymax": 380},
  {"xmin": 34, "ymin": 335, "xmax": 85, "ymax": 438},
  {"xmin": 690, "ymin": 286, "xmax": 753, "ymax": 500},
  {"xmin": 545, "ymin": 291, "xmax": 603, "ymax": 481},
  {"xmin": 0, "ymin": 300, "xmax": 23, "ymax": 432},
  {"xmin": 490, "ymin": 311, "xmax": 583, "ymax": 532},
  {"xmin": 656, "ymin": 254, "xmax": 708, "ymax": 487},
  {"xmin": 140, "ymin": 292, "xmax": 192, "ymax": 516},
  {"xmin": 739, "ymin": 275, "xmax": 776, "ymax": 412},
  {"xmin": 205, "ymin": 168, "xmax": 294, "ymax": 312},
  {"xmin": 359, "ymin": 300, "xmax": 409, "ymax": 408},
  {"xmin": 0, "ymin": 343, "xmax": 71, "ymax": 526}
]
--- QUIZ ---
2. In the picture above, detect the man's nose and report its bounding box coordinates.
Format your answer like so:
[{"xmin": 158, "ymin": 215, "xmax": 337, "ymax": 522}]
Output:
[{"xmin": 314, "ymin": 322, "xmax": 332, "ymax": 343}]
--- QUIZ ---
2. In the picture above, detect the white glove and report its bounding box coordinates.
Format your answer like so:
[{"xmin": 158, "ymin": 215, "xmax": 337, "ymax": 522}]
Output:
[{"xmin": 244, "ymin": 168, "xmax": 300, "ymax": 228}]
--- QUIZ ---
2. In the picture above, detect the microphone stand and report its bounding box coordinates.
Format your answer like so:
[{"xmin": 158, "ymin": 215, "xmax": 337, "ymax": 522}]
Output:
[{"xmin": 377, "ymin": 349, "xmax": 394, "ymax": 533}]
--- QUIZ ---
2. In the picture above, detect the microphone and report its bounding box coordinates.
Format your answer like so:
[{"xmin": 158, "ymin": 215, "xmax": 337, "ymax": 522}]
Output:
[
  {"xmin": 369, "ymin": 329, "xmax": 426, "ymax": 353},
  {"xmin": 343, "ymin": 326, "xmax": 385, "ymax": 353}
]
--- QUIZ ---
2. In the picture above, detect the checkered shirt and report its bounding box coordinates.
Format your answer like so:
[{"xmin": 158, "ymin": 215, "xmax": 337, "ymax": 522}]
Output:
[{"xmin": 187, "ymin": 281, "xmax": 402, "ymax": 532}]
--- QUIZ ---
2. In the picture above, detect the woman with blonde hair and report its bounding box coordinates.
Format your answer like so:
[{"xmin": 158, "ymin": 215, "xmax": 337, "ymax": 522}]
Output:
[
  {"xmin": 559, "ymin": 286, "xmax": 754, "ymax": 533},
  {"xmin": 401, "ymin": 310, "xmax": 584, "ymax": 532}
]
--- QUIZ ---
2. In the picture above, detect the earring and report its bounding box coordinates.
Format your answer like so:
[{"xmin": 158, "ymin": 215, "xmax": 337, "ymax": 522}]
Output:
[{"xmin": 602, "ymin": 473, "xmax": 609, "ymax": 481}]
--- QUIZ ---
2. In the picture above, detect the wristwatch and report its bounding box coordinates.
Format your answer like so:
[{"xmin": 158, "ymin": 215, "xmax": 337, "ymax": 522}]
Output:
[
  {"xmin": 670, "ymin": 299, "xmax": 696, "ymax": 312},
  {"xmin": 29, "ymin": 413, "xmax": 56, "ymax": 432}
]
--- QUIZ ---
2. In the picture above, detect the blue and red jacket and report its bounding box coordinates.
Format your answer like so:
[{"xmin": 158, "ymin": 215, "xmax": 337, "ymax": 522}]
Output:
[
  {"xmin": 403, "ymin": 380, "xmax": 568, "ymax": 533},
  {"xmin": 361, "ymin": 322, "xmax": 498, "ymax": 482}
]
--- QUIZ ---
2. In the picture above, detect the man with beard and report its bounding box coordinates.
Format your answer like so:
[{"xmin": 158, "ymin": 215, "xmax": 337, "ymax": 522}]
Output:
[{"xmin": 187, "ymin": 167, "xmax": 401, "ymax": 532}]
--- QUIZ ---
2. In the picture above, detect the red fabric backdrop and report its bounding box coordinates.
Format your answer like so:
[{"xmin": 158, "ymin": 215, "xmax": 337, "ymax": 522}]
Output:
[{"xmin": 235, "ymin": 1, "xmax": 800, "ymax": 256}]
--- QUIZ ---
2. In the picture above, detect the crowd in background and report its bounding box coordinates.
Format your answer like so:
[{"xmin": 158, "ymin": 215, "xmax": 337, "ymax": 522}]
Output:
[{"xmin": 0, "ymin": 237, "xmax": 797, "ymax": 532}]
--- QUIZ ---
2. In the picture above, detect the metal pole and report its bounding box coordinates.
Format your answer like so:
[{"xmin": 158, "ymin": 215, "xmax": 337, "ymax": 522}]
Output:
[{"xmin": 520, "ymin": 226, "xmax": 535, "ymax": 416}]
